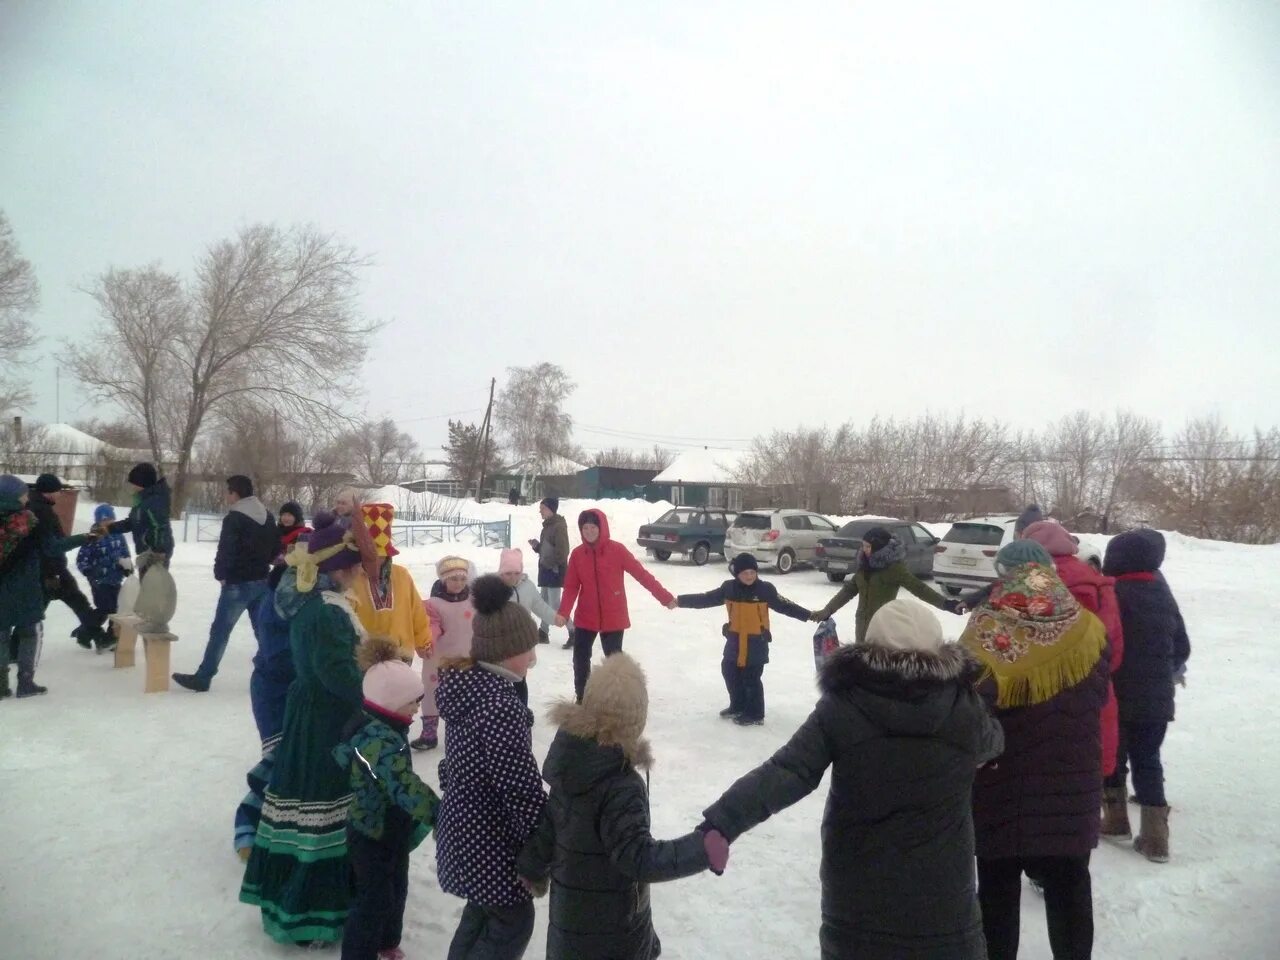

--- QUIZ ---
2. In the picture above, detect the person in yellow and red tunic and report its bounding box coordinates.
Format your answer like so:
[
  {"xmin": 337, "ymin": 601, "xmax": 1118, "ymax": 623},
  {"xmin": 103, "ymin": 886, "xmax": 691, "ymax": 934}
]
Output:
[
  {"xmin": 673, "ymin": 552, "xmax": 813, "ymax": 726},
  {"xmin": 349, "ymin": 503, "xmax": 432, "ymax": 663}
]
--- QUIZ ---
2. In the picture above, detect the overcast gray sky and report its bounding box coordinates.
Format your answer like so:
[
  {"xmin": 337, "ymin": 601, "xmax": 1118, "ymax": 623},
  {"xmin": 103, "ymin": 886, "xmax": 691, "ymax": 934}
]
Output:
[{"xmin": 2, "ymin": 1, "xmax": 1278, "ymax": 456}]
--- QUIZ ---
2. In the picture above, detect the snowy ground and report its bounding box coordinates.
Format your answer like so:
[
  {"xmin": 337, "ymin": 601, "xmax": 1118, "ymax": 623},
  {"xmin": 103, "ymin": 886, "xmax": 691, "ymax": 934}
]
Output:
[{"xmin": 3, "ymin": 499, "xmax": 1278, "ymax": 959}]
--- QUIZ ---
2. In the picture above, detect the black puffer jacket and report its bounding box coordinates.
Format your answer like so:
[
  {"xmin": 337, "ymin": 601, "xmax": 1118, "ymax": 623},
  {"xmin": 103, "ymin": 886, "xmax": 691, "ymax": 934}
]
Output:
[
  {"xmin": 703, "ymin": 643, "xmax": 1004, "ymax": 960},
  {"xmin": 26, "ymin": 496, "xmax": 69, "ymax": 576},
  {"xmin": 1103, "ymin": 529, "xmax": 1191, "ymax": 722},
  {"xmin": 518, "ymin": 727, "xmax": 707, "ymax": 959}
]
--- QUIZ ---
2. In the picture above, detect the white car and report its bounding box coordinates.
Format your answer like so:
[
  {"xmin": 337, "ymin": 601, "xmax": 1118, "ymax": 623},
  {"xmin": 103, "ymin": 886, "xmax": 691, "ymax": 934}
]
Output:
[
  {"xmin": 723, "ymin": 508, "xmax": 839, "ymax": 574},
  {"xmin": 932, "ymin": 516, "xmax": 1102, "ymax": 597}
]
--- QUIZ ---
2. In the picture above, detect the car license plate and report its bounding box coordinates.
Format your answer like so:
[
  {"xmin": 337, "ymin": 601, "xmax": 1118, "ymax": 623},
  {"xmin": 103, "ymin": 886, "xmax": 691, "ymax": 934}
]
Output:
[
  {"xmin": 827, "ymin": 562, "xmax": 847, "ymax": 571},
  {"xmin": 954, "ymin": 557, "xmax": 978, "ymax": 566}
]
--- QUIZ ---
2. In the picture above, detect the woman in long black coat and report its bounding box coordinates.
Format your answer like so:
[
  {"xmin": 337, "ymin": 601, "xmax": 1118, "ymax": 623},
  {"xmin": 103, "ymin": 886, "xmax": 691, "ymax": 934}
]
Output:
[{"xmin": 702, "ymin": 599, "xmax": 1004, "ymax": 960}]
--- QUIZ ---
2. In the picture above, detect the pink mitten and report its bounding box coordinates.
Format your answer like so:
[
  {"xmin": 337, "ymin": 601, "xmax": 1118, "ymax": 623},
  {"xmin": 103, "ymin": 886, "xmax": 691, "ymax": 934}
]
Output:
[{"xmin": 703, "ymin": 829, "xmax": 729, "ymax": 875}]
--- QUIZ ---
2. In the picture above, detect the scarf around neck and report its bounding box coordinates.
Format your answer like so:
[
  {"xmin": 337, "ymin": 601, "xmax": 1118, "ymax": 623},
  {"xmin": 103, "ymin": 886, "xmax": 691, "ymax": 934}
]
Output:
[{"xmin": 960, "ymin": 561, "xmax": 1105, "ymax": 708}]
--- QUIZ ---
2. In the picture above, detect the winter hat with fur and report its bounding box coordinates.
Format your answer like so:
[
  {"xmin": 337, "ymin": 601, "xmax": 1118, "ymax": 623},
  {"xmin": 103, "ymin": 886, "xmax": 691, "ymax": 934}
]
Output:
[
  {"xmin": 127, "ymin": 462, "xmax": 158, "ymax": 488},
  {"xmin": 498, "ymin": 548, "xmax": 524, "ymax": 575},
  {"xmin": 549, "ymin": 651, "xmax": 651, "ymax": 768},
  {"xmin": 359, "ymin": 635, "xmax": 424, "ymax": 715},
  {"xmin": 436, "ymin": 555, "xmax": 471, "ymax": 579},
  {"xmin": 469, "ymin": 573, "xmax": 539, "ymax": 663},
  {"xmin": 862, "ymin": 525, "xmax": 893, "ymax": 553},
  {"xmin": 865, "ymin": 598, "xmax": 945, "ymax": 653}
]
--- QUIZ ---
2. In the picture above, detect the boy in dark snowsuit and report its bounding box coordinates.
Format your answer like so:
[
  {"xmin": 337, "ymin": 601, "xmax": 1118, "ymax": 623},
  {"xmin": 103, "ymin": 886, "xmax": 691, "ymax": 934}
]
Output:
[
  {"xmin": 674, "ymin": 552, "xmax": 813, "ymax": 725},
  {"xmin": 334, "ymin": 635, "xmax": 440, "ymax": 960},
  {"xmin": 76, "ymin": 504, "xmax": 133, "ymax": 620}
]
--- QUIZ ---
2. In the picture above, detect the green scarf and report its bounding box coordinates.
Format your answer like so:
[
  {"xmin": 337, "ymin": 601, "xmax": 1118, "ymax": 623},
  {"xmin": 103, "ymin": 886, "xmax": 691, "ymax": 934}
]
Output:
[{"xmin": 961, "ymin": 561, "xmax": 1105, "ymax": 708}]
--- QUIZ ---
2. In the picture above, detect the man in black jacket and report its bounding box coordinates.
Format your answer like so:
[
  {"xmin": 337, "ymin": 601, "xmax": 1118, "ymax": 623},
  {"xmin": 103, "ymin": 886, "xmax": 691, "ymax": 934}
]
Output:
[
  {"xmin": 174, "ymin": 475, "xmax": 277, "ymax": 692},
  {"xmin": 29, "ymin": 474, "xmax": 111, "ymax": 651}
]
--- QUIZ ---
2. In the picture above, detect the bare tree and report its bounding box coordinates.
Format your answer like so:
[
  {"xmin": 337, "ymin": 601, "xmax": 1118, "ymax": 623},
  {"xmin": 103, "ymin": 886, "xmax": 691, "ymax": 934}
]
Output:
[
  {"xmin": 494, "ymin": 362, "xmax": 577, "ymax": 468},
  {"xmin": 1096, "ymin": 411, "xmax": 1162, "ymax": 530},
  {"xmin": 0, "ymin": 211, "xmax": 41, "ymax": 413},
  {"xmin": 739, "ymin": 426, "xmax": 853, "ymax": 511},
  {"xmin": 65, "ymin": 224, "xmax": 376, "ymax": 511},
  {"xmin": 590, "ymin": 445, "xmax": 674, "ymax": 471},
  {"xmin": 337, "ymin": 417, "xmax": 421, "ymax": 486},
  {"xmin": 72, "ymin": 416, "xmax": 149, "ymax": 451}
]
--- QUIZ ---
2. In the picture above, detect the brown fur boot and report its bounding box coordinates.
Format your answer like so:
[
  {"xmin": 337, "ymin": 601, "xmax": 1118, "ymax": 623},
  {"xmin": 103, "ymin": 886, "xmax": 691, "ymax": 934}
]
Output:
[
  {"xmin": 1134, "ymin": 805, "xmax": 1170, "ymax": 863},
  {"xmin": 1100, "ymin": 787, "xmax": 1132, "ymax": 841}
]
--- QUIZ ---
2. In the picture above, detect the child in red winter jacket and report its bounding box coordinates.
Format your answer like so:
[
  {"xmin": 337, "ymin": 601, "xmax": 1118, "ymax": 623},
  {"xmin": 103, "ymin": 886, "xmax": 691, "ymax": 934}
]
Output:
[{"xmin": 554, "ymin": 509, "xmax": 674, "ymax": 702}]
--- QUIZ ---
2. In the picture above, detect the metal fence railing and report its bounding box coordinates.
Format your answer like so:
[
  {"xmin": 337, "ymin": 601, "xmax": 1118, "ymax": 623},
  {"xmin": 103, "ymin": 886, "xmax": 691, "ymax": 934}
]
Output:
[{"xmin": 182, "ymin": 513, "xmax": 511, "ymax": 550}]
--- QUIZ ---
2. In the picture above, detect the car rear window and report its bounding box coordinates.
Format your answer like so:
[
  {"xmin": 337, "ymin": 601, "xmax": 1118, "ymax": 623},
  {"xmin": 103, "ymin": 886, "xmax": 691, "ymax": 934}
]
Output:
[
  {"xmin": 655, "ymin": 509, "xmax": 696, "ymax": 525},
  {"xmin": 835, "ymin": 521, "xmax": 880, "ymax": 539},
  {"xmin": 732, "ymin": 514, "xmax": 771, "ymax": 530},
  {"xmin": 943, "ymin": 523, "xmax": 1005, "ymax": 546}
]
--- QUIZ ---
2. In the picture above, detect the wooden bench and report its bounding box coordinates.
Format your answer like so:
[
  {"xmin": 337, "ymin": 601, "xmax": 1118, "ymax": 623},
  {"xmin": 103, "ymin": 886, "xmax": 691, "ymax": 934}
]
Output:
[
  {"xmin": 141, "ymin": 633, "xmax": 178, "ymax": 693},
  {"xmin": 109, "ymin": 614, "xmax": 142, "ymax": 669}
]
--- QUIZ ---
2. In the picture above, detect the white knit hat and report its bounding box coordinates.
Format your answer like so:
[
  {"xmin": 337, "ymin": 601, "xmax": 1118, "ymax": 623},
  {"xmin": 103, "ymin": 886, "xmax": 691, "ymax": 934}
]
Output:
[
  {"xmin": 865, "ymin": 599, "xmax": 944, "ymax": 653},
  {"xmin": 363, "ymin": 660, "xmax": 425, "ymax": 713}
]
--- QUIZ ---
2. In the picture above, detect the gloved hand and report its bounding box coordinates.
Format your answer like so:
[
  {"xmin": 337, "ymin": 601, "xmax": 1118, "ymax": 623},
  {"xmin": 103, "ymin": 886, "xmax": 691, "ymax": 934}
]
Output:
[
  {"xmin": 944, "ymin": 599, "xmax": 965, "ymax": 615},
  {"xmin": 702, "ymin": 828, "xmax": 730, "ymax": 876},
  {"xmin": 518, "ymin": 875, "xmax": 548, "ymax": 898}
]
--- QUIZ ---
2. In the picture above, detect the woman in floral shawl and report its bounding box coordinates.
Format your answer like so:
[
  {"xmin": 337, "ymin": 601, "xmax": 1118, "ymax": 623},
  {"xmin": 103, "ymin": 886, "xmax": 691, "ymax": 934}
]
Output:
[{"xmin": 962, "ymin": 540, "xmax": 1109, "ymax": 960}]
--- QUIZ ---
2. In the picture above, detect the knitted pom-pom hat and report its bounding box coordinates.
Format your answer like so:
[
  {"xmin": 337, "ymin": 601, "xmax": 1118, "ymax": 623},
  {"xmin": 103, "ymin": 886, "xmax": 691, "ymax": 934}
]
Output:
[{"xmin": 469, "ymin": 573, "xmax": 539, "ymax": 664}]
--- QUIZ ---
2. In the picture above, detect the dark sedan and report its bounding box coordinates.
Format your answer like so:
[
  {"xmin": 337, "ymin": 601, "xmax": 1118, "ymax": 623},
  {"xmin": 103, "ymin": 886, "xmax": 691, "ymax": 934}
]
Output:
[{"xmin": 816, "ymin": 517, "xmax": 939, "ymax": 582}]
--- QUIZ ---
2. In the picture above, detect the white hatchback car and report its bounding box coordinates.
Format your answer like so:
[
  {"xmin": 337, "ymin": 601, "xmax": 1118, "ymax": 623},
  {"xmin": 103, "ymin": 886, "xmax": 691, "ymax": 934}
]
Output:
[
  {"xmin": 723, "ymin": 508, "xmax": 839, "ymax": 574},
  {"xmin": 933, "ymin": 516, "xmax": 1102, "ymax": 597}
]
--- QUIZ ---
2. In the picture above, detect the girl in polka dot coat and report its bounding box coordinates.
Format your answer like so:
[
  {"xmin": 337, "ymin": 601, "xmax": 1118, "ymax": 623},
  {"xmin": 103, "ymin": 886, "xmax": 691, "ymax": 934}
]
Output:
[{"xmin": 435, "ymin": 574, "xmax": 548, "ymax": 958}]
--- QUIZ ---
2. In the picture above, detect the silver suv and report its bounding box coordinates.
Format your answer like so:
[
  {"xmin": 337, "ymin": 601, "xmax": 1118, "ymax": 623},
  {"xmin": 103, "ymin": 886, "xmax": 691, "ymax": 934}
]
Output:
[{"xmin": 724, "ymin": 508, "xmax": 839, "ymax": 574}]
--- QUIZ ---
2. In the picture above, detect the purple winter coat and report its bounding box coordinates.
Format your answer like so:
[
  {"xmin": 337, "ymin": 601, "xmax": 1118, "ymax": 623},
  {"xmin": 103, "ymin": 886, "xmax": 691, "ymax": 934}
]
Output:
[{"xmin": 972, "ymin": 644, "xmax": 1110, "ymax": 860}]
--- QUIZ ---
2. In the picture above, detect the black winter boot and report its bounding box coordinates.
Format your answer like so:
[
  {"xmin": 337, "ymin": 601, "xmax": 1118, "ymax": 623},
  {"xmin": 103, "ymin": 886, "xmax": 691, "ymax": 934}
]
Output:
[
  {"xmin": 15, "ymin": 628, "xmax": 46, "ymax": 697},
  {"xmin": 1, "ymin": 664, "xmax": 11, "ymax": 699}
]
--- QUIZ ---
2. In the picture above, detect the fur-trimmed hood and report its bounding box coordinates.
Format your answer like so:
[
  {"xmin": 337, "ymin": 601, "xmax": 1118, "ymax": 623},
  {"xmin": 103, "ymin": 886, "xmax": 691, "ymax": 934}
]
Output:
[
  {"xmin": 865, "ymin": 536, "xmax": 907, "ymax": 571},
  {"xmin": 819, "ymin": 642, "xmax": 985, "ymax": 737},
  {"xmin": 544, "ymin": 652, "xmax": 652, "ymax": 790},
  {"xmin": 822, "ymin": 641, "xmax": 981, "ymax": 693}
]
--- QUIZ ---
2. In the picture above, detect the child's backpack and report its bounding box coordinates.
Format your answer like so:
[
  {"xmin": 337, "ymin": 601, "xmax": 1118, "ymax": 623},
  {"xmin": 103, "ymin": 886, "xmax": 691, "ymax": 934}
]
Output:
[{"xmin": 812, "ymin": 618, "xmax": 841, "ymax": 673}]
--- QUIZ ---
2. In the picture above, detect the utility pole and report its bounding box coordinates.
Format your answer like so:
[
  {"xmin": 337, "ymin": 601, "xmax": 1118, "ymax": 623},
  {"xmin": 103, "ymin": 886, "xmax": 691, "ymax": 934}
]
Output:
[{"xmin": 476, "ymin": 377, "xmax": 497, "ymax": 500}]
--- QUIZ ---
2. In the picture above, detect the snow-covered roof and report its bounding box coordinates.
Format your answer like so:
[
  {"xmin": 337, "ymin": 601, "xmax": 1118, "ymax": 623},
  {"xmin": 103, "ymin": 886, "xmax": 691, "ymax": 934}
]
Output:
[
  {"xmin": 652, "ymin": 448, "xmax": 751, "ymax": 485},
  {"xmin": 20, "ymin": 423, "xmax": 153, "ymax": 463},
  {"xmin": 404, "ymin": 462, "xmax": 456, "ymax": 483},
  {"xmin": 504, "ymin": 454, "xmax": 589, "ymax": 476}
]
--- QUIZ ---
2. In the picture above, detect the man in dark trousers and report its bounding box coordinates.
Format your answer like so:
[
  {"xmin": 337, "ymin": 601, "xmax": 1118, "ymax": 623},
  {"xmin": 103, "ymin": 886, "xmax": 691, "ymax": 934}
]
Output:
[
  {"xmin": 174, "ymin": 475, "xmax": 277, "ymax": 692},
  {"xmin": 28, "ymin": 474, "xmax": 111, "ymax": 651}
]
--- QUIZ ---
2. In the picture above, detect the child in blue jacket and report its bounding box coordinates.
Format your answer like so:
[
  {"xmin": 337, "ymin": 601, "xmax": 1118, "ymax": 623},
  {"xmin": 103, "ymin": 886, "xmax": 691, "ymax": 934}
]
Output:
[
  {"xmin": 673, "ymin": 552, "xmax": 813, "ymax": 725},
  {"xmin": 76, "ymin": 504, "xmax": 133, "ymax": 618}
]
